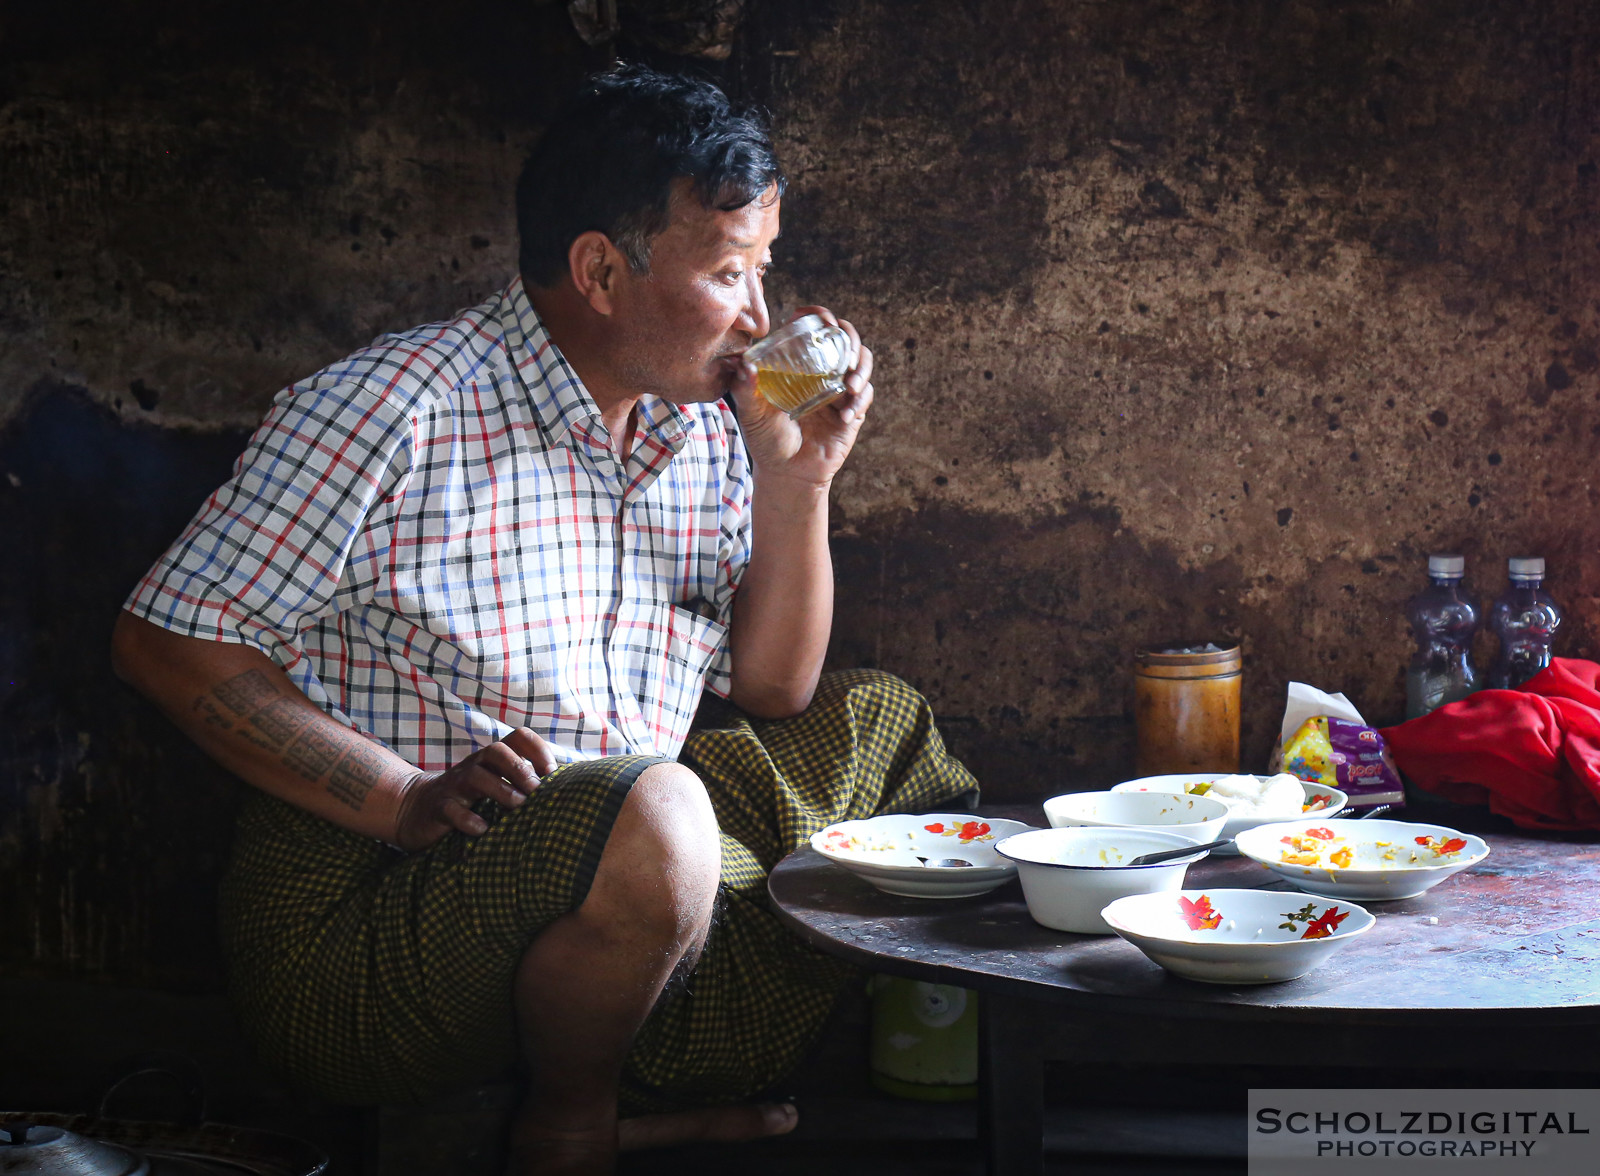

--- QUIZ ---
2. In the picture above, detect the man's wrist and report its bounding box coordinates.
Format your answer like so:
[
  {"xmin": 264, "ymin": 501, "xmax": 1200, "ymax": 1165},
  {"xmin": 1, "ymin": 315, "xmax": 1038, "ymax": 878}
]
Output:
[
  {"xmin": 751, "ymin": 468, "xmax": 832, "ymax": 511},
  {"xmin": 363, "ymin": 767, "xmax": 421, "ymax": 847},
  {"xmin": 306, "ymin": 736, "xmax": 418, "ymax": 845}
]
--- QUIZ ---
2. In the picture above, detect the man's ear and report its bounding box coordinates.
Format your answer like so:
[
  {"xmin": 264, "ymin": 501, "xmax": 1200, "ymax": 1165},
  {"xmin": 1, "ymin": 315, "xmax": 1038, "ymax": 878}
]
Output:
[{"xmin": 568, "ymin": 231, "xmax": 622, "ymax": 316}]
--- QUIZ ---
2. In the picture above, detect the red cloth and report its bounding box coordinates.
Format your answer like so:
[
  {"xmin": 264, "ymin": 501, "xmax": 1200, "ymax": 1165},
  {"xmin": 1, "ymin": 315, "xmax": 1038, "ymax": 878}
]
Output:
[{"xmin": 1381, "ymin": 658, "xmax": 1600, "ymax": 831}]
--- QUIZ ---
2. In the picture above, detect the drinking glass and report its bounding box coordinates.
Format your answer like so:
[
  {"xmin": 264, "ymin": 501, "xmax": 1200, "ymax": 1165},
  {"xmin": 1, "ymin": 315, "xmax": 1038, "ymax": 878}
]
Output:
[{"xmin": 743, "ymin": 314, "xmax": 854, "ymax": 419}]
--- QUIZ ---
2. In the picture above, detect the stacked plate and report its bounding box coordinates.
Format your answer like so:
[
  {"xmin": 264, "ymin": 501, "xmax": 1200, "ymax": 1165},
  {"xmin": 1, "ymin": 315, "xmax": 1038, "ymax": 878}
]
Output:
[{"xmin": 1109, "ymin": 773, "xmax": 1347, "ymax": 853}]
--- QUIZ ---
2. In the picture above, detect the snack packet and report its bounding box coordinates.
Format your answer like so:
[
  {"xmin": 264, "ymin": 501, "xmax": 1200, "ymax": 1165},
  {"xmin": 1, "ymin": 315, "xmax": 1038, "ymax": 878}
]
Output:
[
  {"xmin": 1279, "ymin": 715, "xmax": 1405, "ymax": 811},
  {"xmin": 1268, "ymin": 681, "xmax": 1405, "ymax": 812}
]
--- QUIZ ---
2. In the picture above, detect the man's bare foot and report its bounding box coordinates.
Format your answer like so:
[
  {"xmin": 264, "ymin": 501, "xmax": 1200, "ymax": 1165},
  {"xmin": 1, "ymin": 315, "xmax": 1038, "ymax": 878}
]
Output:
[
  {"xmin": 617, "ymin": 1102, "xmax": 797, "ymax": 1151},
  {"xmin": 505, "ymin": 1127, "xmax": 614, "ymax": 1176},
  {"xmin": 505, "ymin": 1104, "xmax": 795, "ymax": 1173}
]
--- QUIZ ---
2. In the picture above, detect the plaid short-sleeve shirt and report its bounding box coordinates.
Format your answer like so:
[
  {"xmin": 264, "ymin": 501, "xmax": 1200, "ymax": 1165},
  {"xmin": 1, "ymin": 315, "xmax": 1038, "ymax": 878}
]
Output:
[{"xmin": 125, "ymin": 276, "xmax": 754, "ymax": 770}]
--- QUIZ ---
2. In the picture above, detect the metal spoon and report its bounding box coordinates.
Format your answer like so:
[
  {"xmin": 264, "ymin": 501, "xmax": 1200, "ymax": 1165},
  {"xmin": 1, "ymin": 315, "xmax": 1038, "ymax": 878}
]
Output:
[
  {"xmin": 1125, "ymin": 805, "xmax": 1393, "ymax": 868},
  {"xmin": 1128, "ymin": 806, "xmax": 1393, "ymax": 867},
  {"xmin": 916, "ymin": 856, "xmax": 975, "ymax": 868},
  {"xmin": 1127, "ymin": 838, "xmax": 1233, "ymax": 867}
]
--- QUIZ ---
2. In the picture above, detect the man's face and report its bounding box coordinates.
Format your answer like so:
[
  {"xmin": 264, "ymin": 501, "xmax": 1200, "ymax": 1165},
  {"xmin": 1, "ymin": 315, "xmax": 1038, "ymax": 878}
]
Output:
[{"xmin": 606, "ymin": 182, "xmax": 779, "ymax": 404}]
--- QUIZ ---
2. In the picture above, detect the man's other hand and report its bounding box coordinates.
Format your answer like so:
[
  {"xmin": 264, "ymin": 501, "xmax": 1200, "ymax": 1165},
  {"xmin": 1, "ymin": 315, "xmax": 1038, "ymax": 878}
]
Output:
[
  {"xmin": 732, "ymin": 305, "xmax": 873, "ymax": 488},
  {"xmin": 394, "ymin": 728, "xmax": 558, "ymax": 852}
]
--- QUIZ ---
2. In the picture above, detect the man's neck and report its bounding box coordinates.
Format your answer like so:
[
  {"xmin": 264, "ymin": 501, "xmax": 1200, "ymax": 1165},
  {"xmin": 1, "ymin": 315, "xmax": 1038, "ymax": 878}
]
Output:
[
  {"xmin": 527, "ymin": 277, "xmax": 640, "ymax": 460},
  {"xmin": 602, "ymin": 401, "xmax": 639, "ymax": 463}
]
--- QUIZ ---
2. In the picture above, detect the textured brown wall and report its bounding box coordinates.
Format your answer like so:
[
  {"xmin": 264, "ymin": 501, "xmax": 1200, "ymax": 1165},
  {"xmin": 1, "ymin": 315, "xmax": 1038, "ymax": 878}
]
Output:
[
  {"xmin": 2, "ymin": 0, "xmax": 1597, "ymax": 982},
  {"xmin": 742, "ymin": 0, "xmax": 1600, "ymax": 786}
]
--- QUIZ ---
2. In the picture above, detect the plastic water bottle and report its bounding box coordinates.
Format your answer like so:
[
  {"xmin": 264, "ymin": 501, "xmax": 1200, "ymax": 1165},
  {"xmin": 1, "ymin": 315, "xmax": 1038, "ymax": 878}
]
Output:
[
  {"xmin": 1404, "ymin": 554, "xmax": 1479, "ymax": 720},
  {"xmin": 1489, "ymin": 557, "xmax": 1562, "ymax": 690}
]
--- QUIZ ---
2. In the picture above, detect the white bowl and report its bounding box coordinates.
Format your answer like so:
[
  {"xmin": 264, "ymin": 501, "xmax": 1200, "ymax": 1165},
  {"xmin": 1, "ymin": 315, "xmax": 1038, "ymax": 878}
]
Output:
[
  {"xmin": 1233, "ymin": 818, "xmax": 1489, "ymax": 901},
  {"xmin": 1103, "ymin": 888, "xmax": 1376, "ymax": 984},
  {"xmin": 1043, "ymin": 790, "xmax": 1230, "ymax": 845},
  {"xmin": 994, "ymin": 827, "xmax": 1210, "ymax": 934},
  {"xmin": 1109, "ymin": 773, "xmax": 1347, "ymax": 853},
  {"xmin": 811, "ymin": 813, "xmax": 1036, "ymax": 898}
]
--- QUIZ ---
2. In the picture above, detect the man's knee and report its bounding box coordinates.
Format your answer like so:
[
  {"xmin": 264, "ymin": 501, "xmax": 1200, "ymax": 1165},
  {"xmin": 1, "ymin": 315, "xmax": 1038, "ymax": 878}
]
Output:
[
  {"xmin": 625, "ymin": 760, "xmax": 717, "ymax": 848},
  {"xmin": 587, "ymin": 761, "xmax": 719, "ymax": 936}
]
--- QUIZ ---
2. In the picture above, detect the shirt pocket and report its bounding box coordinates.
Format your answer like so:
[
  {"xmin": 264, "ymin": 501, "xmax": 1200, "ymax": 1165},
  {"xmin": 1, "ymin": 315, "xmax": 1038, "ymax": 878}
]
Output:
[{"xmin": 609, "ymin": 598, "xmax": 729, "ymax": 755}]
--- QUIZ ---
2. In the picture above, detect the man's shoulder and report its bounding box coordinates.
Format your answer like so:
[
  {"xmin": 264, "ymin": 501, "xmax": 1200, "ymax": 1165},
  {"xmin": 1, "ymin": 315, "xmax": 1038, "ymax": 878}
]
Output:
[{"xmin": 288, "ymin": 287, "xmax": 512, "ymax": 421}]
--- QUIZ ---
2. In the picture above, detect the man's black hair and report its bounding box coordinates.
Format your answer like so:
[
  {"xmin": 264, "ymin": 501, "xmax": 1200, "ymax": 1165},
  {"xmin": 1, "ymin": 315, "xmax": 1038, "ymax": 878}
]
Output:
[{"xmin": 517, "ymin": 65, "xmax": 785, "ymax": 288}]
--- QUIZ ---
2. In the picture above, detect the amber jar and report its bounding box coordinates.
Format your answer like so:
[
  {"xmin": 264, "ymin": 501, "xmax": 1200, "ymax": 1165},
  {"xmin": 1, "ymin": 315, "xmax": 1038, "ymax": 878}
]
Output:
[{"xmin": 1133, "ymin": 644, "xmax": 1242, "ymax": 776}]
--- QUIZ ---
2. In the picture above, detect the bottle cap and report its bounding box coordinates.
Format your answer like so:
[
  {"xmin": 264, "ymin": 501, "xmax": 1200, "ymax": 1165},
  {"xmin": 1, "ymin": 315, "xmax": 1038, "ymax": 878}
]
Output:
[
  {"xmin": 1509, "ymin": 556, "xmax": 1545, "ymax": 579},
  {"xmin": 1427, "ymin": 554, "xmax": 1465, "ymax": 577}
]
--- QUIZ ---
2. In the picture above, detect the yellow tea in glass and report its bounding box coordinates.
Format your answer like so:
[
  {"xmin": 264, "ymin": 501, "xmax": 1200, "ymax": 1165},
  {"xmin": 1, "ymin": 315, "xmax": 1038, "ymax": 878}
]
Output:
[{"xmin": 744, "ymin": 314, "xmax": 854, "ymax": 419}]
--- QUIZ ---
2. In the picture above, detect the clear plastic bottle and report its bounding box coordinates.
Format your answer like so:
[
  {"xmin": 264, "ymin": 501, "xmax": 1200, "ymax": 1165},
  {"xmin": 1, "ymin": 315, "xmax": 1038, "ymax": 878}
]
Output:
[
  {"xmin": 1489, "ymin": 557, "xmax": 1562, "ymax": 690},
  {"xmin": 1404, "ymin": 554, "xmax": 1479, "ymax": 720}
]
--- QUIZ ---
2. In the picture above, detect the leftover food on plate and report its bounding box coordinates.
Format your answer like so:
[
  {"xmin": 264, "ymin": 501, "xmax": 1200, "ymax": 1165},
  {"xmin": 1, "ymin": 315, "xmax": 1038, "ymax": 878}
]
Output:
[
  {"xmin": 1166, "ymin": 772, "xmax": 1337, "ymax": 815},
  {"xmin": 1201, "ymin": 772, "xmax": 1308, "ymax": 818},
  {"xmin": 1271, "ymin": 826, "xmax": 1472, "ymax": 870},
  {"xmin": 922, "ymin": 819, "xmax": 996, "ymax": 843},
  {"xmin": 1234, "ymin": 818, "xmax": 1489, "ymax": 901},
  {"xmin": 811, "ymin": 814, "xmax": 1035, "ymax": 899},
  {"xmin": 819, "ymin": 819, "xmax": 995, "ymax": 857}
]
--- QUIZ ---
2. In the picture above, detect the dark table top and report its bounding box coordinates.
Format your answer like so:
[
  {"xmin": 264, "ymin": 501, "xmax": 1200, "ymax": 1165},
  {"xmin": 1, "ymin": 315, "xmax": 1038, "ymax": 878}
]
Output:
[{"xmin": 768, "ymin": 804, "xmax": 1600, "ymax": 1027}]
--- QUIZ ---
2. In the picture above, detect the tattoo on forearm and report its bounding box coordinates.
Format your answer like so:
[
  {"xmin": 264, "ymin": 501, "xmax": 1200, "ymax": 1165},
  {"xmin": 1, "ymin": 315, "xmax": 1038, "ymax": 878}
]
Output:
[
  {"xmin": 285, "ymin": 726, "xmax": 342, "ymax": 782},
  {"xmin": 234, "ymin": 726, "xmax": 280, "ymax": 753},
  {"xmin": 204, "ymin": 668, "xmax": 392, "ymax": 813},
  {"xmin": 249, "ymin": 696, "xmax": 312, "ymax": 748},
  {"xmin": 192, "ymin": 697, "xmax": 235, "ymax": 731},
  {"xmin": 207, "ymin": 672, "xmax": 319, "ymax": 754},
  {"xmin": 326, "ymin": 741, "xmax": 387, "ymax": 811},
  {"xmin": 213, "ymin": 669, "xmax": 278, "ymax": 715}
]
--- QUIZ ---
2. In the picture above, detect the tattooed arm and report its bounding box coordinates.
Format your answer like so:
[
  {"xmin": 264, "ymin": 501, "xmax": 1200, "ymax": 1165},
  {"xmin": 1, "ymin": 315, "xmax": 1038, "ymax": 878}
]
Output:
[{"xmin": 110, "ymin": 612, "xmax": 554, "ymax": 851}]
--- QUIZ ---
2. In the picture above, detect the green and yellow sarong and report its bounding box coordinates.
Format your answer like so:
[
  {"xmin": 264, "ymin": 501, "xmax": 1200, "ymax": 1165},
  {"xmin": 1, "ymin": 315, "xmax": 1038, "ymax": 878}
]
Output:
[{"xmin": 220, "ymin": 670, "xmax": 978, "ymax": 1112}]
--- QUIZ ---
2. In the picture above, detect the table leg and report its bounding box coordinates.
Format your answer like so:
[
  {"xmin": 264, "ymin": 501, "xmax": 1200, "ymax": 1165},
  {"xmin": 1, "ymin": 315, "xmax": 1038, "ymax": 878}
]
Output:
[{"xmin": 979, "ymin": 993, "xmax": 1044, "ymax": 1176}]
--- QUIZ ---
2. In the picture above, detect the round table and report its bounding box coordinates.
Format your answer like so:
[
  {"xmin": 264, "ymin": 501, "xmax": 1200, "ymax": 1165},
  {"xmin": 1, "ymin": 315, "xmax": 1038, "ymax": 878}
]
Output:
[{"xmin": 768, "ymin": 807, "xmax": 1600, "ymax": 1174}]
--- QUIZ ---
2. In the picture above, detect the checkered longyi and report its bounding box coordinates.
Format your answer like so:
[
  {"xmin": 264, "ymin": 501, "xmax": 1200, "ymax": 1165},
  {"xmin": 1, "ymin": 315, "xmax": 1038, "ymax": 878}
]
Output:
[{"xmin": 219, "ymin": 669, "xmax": 978, "ymax": 1111}]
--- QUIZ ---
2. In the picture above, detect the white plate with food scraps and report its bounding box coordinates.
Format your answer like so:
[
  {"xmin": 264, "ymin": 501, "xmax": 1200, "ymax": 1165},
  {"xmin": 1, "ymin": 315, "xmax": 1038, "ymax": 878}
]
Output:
[
  {"xmin": 1102, "ymin": 888, "xmax": 1376, "ymax": 984},
  {"xmin": 1233, "ymin": 818, "xmax": 1489, "ymax": 901},
  {"xmin": 1109, "ymin": 773, "xmax": 1347, "ymax": 854},
  {"xmin": 810, "ymin": 813, "xmax": 1037, "ymax": 898}
]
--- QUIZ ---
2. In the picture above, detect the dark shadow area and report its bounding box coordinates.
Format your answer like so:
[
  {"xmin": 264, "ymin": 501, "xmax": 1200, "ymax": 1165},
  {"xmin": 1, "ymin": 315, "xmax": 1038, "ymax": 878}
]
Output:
[{"xmin": 0, "ymin": 386, "xmax": 253, "ymax": 988}]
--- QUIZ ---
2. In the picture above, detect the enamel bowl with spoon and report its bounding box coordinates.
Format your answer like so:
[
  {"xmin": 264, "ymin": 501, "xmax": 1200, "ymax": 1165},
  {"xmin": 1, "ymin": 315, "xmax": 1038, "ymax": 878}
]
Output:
[{"xmin": 994, "ymin": 827, "xmax": 1212, "ymax": 934}]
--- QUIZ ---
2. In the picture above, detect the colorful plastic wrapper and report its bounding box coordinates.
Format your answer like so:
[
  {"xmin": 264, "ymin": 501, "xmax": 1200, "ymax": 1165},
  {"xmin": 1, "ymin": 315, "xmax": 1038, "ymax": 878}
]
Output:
[{"xmin": 1281, "ymin": 715, "xmax": 1406, "ymax": 810}]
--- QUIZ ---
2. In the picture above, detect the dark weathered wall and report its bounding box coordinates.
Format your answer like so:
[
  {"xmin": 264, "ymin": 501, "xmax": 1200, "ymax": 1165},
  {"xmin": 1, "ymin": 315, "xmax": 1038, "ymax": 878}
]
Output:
[
  {"xmin": 742, "ymin": 0, "xmax": 1600, "ymax": 785},
  {"xmin": 3, "ymin": 0, "xmax": 1597, "ymax": 983}
]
